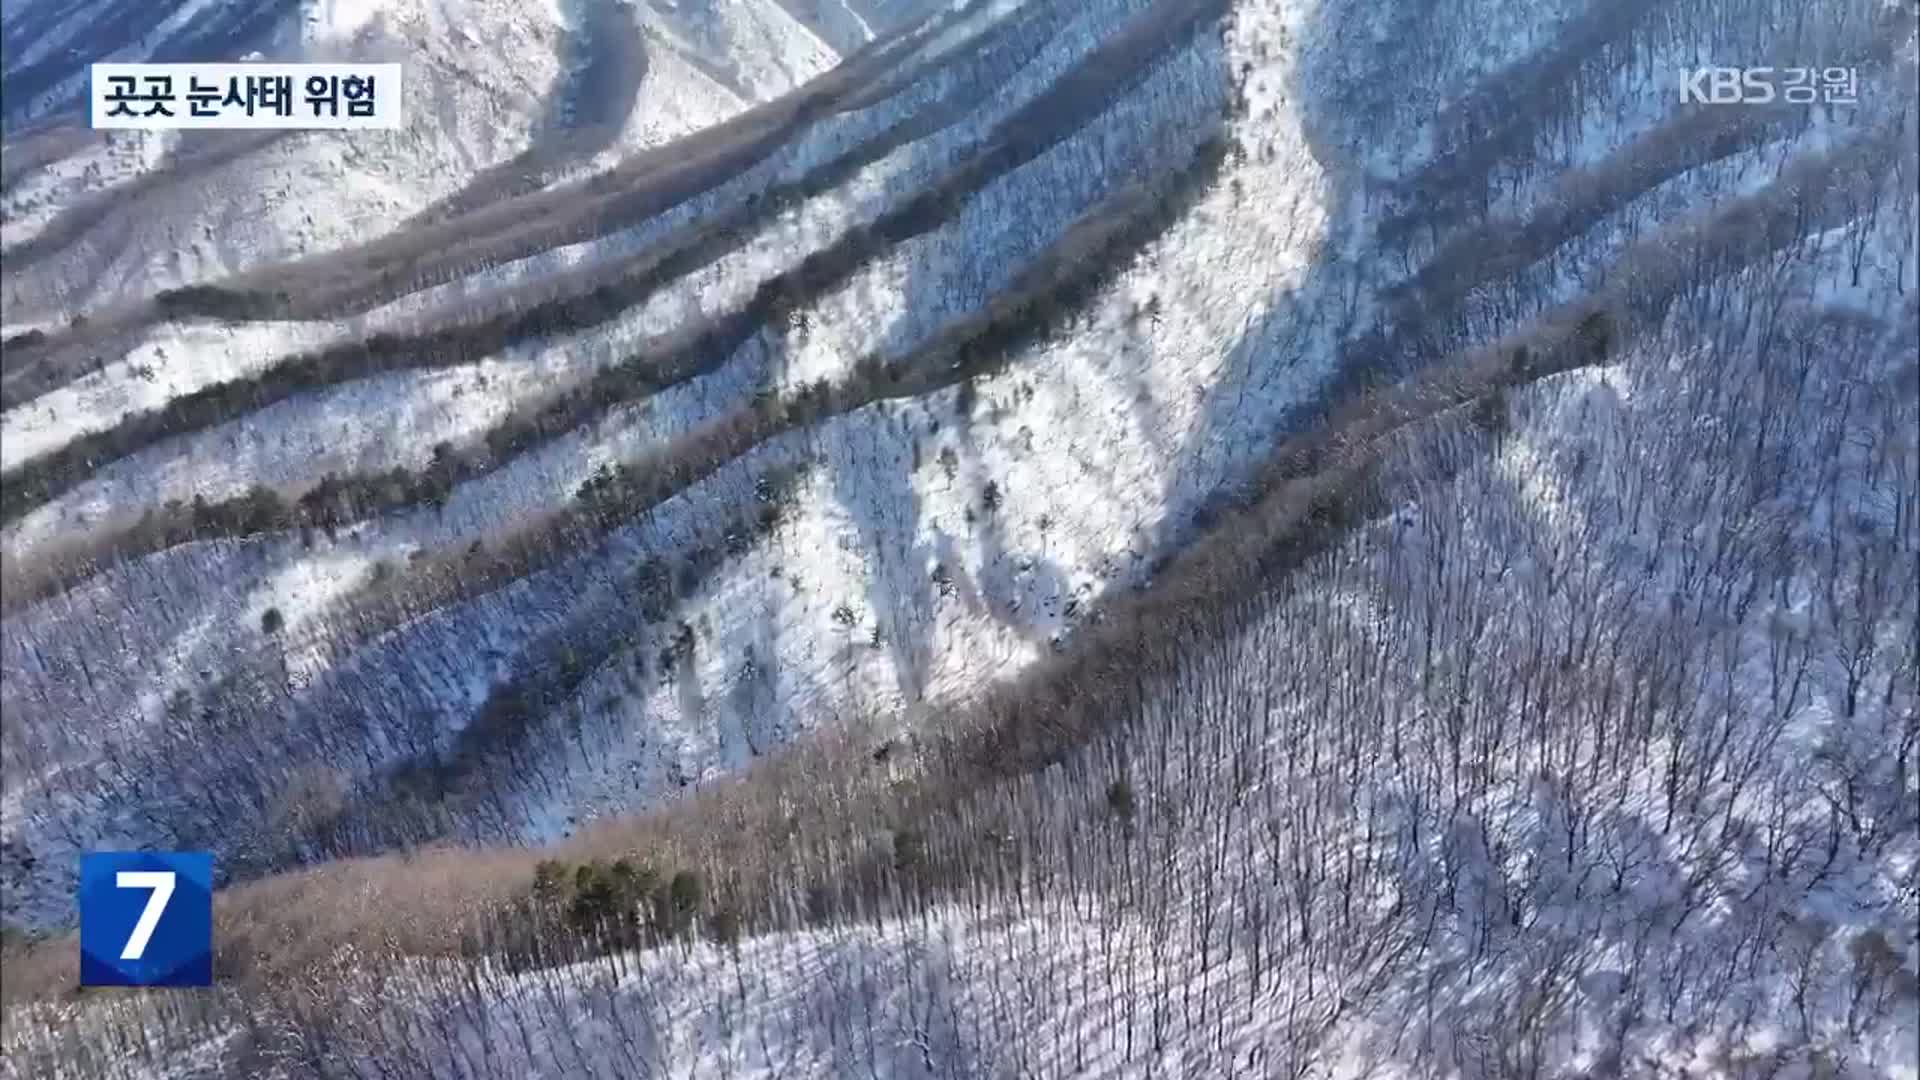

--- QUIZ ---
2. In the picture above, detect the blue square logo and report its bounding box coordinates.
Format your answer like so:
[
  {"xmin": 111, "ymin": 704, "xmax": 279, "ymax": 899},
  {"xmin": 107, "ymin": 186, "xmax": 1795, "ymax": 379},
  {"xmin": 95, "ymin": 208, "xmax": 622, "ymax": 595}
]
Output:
[{"xmin": 79, "ymin": 852, "xmax": 213, "ymax": 987}]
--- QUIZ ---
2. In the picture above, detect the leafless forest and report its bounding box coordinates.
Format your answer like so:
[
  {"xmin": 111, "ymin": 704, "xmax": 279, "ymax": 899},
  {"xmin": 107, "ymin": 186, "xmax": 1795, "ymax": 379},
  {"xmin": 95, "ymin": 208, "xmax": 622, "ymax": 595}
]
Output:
[{"xmin": 1, "ymin": 0, "xmax": 1916, "ymax": 1075}]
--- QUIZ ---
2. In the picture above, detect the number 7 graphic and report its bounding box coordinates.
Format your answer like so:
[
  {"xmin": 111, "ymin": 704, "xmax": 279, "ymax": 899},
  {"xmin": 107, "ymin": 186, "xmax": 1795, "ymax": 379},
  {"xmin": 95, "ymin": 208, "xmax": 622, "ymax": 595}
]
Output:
[
  {"xmin": 115, "ymin": 871, "xmax": 176, "ymax": 960},
  {"xmin": 80, "ymin": 852, "xmax": 212, "ymax": 987}
]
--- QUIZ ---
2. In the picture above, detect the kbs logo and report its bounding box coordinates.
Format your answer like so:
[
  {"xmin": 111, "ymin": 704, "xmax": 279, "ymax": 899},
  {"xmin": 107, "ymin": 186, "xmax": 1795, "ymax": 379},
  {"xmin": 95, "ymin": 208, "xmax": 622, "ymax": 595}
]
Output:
[
  {"xmin": 1679, "ymin": 66, "xmax": 1859, "ymax": 105},
  {"xmin": 79, "ymin": 852, "xmax": 213, "ymax": 987}
]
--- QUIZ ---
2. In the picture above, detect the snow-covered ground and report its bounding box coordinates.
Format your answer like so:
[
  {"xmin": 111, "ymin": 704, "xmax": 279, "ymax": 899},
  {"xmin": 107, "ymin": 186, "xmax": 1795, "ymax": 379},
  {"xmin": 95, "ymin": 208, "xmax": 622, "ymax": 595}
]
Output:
[
  {"xmin": 0, "ymin": 0, "xmax": 1125, "ymax": 546},
  {"xmin": 1, "ymin": 0, "xmax": 1917, "ymax": 1071},
  {"xmin": 5, "ymin": 0, "xmax": 1914, "ymax": 899},
  {"xmin": 0, "ymin": 0, "xmax": 1270, "ymax": 872},
  {"xmin": 0, "ymin": 0, "xmax": 886, "ymax": 321}
]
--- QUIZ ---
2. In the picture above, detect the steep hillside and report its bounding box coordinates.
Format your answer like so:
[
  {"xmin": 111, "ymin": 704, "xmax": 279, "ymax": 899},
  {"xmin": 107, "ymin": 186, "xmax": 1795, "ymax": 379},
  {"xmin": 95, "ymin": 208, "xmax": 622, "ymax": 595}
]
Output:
[
  {"xmin": 0, "ymin": 0, "xmax": 875, "ymax": 320},
  {"xmin": 1, "ymin": 0, "xmax": 1916, "ymax": 1074}
]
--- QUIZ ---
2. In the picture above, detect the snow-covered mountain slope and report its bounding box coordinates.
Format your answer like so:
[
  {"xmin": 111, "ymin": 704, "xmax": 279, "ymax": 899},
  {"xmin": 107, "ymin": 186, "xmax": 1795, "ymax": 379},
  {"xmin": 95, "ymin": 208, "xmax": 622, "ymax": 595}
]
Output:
[
  {"xmin": 7, "ymin": 209, "xmax": 1918, "ymax": 1077},
  {"xmin": 1, "ymin": 0, "xmax": 1917, "ymax": 1072},
  {"xmin": 1, "ymin": 0, "xmax": 1913, "ymax": 903},
  {"xmin": 0, "ymin": 0, "xmax": 894, "ymax": 321}
]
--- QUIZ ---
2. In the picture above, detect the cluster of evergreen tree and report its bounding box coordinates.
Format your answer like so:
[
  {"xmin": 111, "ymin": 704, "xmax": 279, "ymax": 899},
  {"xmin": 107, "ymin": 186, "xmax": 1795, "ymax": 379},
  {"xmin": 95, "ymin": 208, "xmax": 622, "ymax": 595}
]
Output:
[{"xmin": 524, "ymin": 857, "xmax": 716, "ymax": 949}]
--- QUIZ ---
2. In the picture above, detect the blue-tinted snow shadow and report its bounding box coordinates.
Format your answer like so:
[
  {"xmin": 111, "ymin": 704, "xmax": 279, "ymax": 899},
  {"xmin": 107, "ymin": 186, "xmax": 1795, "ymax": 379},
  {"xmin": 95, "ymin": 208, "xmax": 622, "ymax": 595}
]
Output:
[
  {"xmin": 827, "ymin": 0, "xmax": 1234, "ymax": 709},
  {"xmin": 1141, "ymin": 0, "xmax": 1445, "ymax": 563}
]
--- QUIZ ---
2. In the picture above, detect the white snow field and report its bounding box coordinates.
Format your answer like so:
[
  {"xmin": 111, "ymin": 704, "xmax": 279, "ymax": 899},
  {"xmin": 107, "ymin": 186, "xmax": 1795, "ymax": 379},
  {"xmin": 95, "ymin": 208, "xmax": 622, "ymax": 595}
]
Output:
[
  {"xmin": 1, "ymin": 0, "xmax": 1916, "ymax": 1074},
  {"xmin": 0, "ymin": 0, "xmax": 881, "ymax": 321}
]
